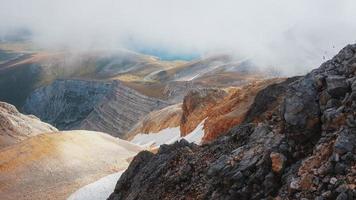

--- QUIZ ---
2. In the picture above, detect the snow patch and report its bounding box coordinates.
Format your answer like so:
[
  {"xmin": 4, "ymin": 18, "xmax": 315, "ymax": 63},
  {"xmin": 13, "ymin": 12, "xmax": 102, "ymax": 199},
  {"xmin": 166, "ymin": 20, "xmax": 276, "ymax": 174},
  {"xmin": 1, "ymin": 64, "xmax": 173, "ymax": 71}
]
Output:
[
  {"xmin": 67, "ymin": 171, "xmax": 124, "ymax": 200},
  {"xmin": 182, "ymin": 120, "xmax": 205, "ymax": 144},
  {"xmin": 131, "ymin": 127, "xmax": 181, "ymax": 148},
  {"xmin": 131, "ymin": 119, "xmax": 206, "ymax": 148}
]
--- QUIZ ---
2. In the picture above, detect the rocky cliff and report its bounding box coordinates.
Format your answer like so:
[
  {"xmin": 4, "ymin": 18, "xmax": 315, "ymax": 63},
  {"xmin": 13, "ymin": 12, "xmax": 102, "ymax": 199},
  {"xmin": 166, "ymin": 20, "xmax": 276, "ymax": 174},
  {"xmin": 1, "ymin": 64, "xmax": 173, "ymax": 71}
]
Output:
[
  {"xmin": 23, "ymin": 79, "xmax": 169, "ymax": 138},
  {"xmin": 108, "ymin": 44, "xmax": 356, "ymax": 200},
  {"xmin": 23, "ymin": 79, "xmax": 113, "ymax": 129},
  {"xmin": 80, "ymin": 81, "xmax": 169, "ymax": 138},
  {"xmin": 0, "ymin": 101, "xmax": 57, "ymax": 148}
]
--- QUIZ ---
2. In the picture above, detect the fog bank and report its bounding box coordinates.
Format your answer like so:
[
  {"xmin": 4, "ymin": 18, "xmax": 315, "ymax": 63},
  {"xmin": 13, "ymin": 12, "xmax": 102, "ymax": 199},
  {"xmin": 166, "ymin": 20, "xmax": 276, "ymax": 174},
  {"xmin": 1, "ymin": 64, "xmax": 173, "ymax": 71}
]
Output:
[{"xmin": 1, "ymin": 0, "xmax": 356, "ymax": 74}]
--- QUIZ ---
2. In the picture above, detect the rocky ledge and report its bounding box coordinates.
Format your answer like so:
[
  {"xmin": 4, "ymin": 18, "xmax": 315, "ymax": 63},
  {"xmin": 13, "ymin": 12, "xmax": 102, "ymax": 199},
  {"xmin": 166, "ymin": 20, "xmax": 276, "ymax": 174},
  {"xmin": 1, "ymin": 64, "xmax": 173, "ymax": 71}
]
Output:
[{"xmin": 108, "ymin": 44, "xmax": 356, "ymax": 200}]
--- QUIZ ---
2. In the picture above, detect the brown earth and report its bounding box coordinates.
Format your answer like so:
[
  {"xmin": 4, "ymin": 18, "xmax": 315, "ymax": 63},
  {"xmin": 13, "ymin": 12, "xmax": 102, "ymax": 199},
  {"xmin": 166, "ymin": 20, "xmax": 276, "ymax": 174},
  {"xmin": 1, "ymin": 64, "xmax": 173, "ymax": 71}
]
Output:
[{"xmin": 0, "ymin": 130, "xmax": 142, "ymax": 200}]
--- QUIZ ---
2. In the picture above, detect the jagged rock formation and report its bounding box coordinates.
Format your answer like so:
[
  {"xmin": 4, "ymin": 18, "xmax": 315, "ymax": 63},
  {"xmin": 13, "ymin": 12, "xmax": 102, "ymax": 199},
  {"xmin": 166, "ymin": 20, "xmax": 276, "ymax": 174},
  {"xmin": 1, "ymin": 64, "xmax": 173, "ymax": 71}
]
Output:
[
  {"xmin": 0, "ymin": 130, "xmax": 142, "ymax": 200},
  {"xmin": 0, "ymin": 101, "xmax": 57, "ymax": 148},
  {"xmin": 23, "ymin": 79, "xmax": 169, "ymax": 138},
  {"xmin": 108, "ymin": 44, "xmax": 356, "ymax": 200}
]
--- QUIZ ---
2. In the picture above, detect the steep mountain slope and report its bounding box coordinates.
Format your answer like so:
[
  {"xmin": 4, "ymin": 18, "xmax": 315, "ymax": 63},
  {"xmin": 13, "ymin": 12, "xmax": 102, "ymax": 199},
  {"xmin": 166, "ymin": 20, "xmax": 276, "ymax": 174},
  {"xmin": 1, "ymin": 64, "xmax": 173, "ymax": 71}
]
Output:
[
  {"xmin": 0, "ymin": 130, "xmax": 142, "ymax": 200},
  {"xmin": 126, "ymin": 78, "xmax": 284, "ymax": 148},
  {"xmin": 0, "ymin": 101, "xmax": 57, "ymax": 148},
  {"xmin": 108, "ymin": 44, "xmax": 356, "ymax": 200},
  {"xmin": 23, "ymin": 80, "xmax": 169, "ymax": 138},
  {"xmin": 23, "ymin": 79, "xmax": 112, "ymax": 129},
  {"xmin": 79, "ymin": 81, "xmax": 169, "ymax": 138}
]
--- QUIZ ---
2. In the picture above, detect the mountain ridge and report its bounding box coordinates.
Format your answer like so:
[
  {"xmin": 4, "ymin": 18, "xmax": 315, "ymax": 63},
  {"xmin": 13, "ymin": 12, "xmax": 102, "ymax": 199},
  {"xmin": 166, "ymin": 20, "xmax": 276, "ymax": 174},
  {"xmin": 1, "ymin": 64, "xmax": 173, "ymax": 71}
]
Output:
[{"xmin": 108, "ymin": 44, "xmax": 356, "ymax": 200}]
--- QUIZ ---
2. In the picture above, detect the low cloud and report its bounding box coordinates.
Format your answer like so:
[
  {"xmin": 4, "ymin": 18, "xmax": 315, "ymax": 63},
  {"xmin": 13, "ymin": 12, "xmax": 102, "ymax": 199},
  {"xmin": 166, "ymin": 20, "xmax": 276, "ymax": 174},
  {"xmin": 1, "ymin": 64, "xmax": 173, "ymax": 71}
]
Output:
[{"xmin": 1, "ymin": 0, "xmax": 356, "ymax": 75}]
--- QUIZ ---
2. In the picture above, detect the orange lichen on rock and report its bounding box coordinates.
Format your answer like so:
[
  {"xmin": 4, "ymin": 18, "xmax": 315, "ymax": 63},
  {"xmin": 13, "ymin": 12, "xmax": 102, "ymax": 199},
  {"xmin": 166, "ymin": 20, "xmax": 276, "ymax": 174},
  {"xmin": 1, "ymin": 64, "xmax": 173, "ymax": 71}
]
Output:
[
  {"xmin": 298, "ymin": 141, "xmax": 335, "ymax": 176},
  {"xmin": 270, "ymin": 152, "xmax": 287, "ymax": 174}
]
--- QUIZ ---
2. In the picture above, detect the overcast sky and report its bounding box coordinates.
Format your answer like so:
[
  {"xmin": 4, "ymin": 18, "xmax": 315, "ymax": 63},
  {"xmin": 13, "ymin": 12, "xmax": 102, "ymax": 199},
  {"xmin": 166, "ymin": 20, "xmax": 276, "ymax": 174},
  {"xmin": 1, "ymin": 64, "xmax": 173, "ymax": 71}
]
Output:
[{"xmin": 1, "ymin": 0, "xmax": 356, "ymax": 74}]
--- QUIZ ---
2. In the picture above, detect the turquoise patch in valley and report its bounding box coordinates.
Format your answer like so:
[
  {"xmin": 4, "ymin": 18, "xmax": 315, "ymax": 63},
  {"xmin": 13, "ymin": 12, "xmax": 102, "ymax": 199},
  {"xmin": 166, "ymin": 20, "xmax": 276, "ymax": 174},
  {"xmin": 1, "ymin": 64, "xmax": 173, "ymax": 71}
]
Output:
[{"xmin": 136, "ymin": 48, "xmax": 199, "ymax": 61}]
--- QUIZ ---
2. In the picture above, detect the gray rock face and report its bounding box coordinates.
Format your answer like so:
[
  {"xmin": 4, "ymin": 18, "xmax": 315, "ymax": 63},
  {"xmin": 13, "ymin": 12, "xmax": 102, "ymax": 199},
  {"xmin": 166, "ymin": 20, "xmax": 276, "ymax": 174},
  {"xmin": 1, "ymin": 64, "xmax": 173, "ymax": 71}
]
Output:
[
  {"xmin": 334, "ymin": 129, "xmax": 356, "ymax": 155},
  {"xmin": 24, "ymin": 80, "xmax": 113, "ymax": 129},
  {"xmin": 80, "ymin": 81, "xmax": 169, "ymax": 138},
  {"xmin": 24, "ymin": 79, "xmax": 169, "ymax": 138},
  {"xmin": 283, "ymin": 73, "xmax": 321, "ymax": 143},
  {"xmin": 326, "ymin": 75, "xmax": 349, "ymax": 97}
]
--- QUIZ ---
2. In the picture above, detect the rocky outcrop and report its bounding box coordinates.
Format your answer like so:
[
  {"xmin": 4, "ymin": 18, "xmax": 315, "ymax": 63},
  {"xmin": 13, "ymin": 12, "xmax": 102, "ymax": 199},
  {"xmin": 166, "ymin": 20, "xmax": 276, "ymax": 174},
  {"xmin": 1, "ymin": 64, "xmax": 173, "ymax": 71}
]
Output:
[
  {"xmin": 108, "ymin": 44, "xmax": 356, "ymax": 200},
  {"xmin": 277, "ymin": 44, "xmax": 356, "ymax": 199},
  {"xmin": 202, "ymin": 78, "xmax": 284, "ymax": 142},
  {"xmin": 23, "ymin": 80, "xmax": 169, "ymax": 138},
  {"xmin": 0, "ymin": 101, "xmax": 57, "ymax": 148},
  {"xmin": 180, "ymin": 88, "xmax": 227, "ymax": 136},
  {"xmin": 0, "ymin": 130, "xmax": 142, "ymax": 200}
]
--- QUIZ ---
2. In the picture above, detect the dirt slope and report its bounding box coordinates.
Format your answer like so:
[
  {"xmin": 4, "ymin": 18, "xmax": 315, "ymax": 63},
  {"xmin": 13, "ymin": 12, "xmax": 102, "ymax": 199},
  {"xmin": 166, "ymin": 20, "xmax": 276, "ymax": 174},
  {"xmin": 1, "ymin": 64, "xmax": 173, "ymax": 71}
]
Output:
[{"xmin": 0, "ymin": 130, "xmax": 142, "ymax": 200}]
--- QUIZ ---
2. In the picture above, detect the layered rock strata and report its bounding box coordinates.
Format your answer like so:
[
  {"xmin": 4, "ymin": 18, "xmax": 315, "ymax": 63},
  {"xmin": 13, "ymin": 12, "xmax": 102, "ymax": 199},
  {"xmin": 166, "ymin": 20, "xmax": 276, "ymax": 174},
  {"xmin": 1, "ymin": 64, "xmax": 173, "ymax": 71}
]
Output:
[{"xmin": 24, "ymin": 80, "xmax": 169, "ymax": 138}]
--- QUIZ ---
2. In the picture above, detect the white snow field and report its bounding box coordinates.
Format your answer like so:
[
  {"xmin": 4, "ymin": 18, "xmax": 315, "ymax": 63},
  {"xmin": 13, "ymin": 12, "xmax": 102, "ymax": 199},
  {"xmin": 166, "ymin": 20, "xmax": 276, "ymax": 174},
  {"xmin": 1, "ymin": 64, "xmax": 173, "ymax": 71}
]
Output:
[
  {"xmin": 131, "ymin": 119, "xmax": 206, "ymax": 148},
  {"xmin": 67, "ymin": 171, "xmax": 124, "ymax": 200}
]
